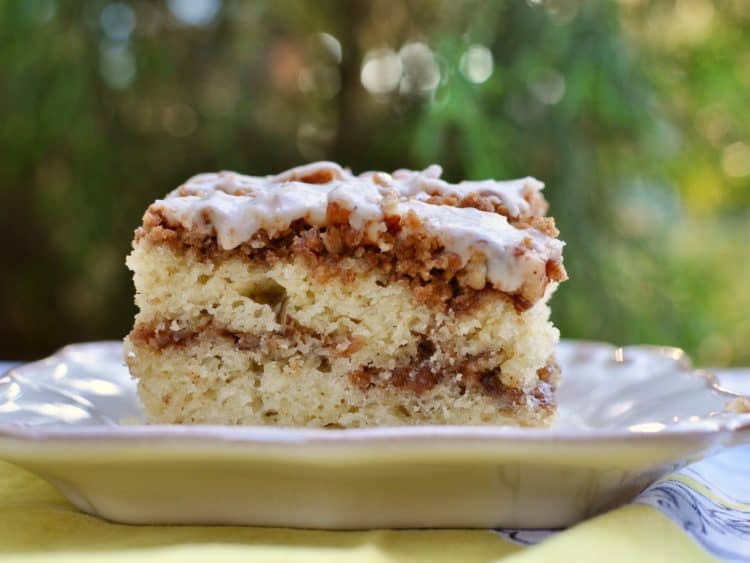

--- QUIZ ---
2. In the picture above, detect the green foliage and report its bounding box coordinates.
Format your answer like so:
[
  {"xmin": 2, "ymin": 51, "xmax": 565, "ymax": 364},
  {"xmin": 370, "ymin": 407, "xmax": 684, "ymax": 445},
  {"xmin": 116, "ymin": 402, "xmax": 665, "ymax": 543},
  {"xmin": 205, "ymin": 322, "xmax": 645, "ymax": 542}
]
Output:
[{"xmin": 1, "ymin": 0, "xmax": 748, "ymax": 365}]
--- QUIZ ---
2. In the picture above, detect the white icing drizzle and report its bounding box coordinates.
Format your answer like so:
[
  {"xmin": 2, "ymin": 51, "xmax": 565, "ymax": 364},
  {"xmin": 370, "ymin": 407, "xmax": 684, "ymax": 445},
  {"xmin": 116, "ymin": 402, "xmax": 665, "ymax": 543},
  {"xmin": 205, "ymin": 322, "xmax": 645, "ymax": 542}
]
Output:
[
  {"xmin": 151, "ymin": 161, "xmax": 564, "ymax": 296},
  {"xmin": 391, "ymin": 165, "xmax": 541, "ymax": 220}
]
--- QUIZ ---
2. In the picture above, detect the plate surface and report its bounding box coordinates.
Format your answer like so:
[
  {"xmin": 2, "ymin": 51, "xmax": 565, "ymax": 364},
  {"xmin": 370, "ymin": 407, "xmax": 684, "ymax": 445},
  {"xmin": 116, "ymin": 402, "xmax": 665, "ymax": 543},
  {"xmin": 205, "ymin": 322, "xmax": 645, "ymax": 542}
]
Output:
[{"xmin": 0, "ymin": 340, "xmax": 747, "ymax": 528}]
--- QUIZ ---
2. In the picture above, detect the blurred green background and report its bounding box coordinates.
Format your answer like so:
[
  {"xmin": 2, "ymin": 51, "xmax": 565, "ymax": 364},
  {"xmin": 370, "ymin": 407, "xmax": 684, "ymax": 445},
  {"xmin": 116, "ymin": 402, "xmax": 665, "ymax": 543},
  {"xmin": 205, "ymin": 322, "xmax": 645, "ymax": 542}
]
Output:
[{"xmin": 2, "ymin": 0, "xmax": 749, "ymax": 365}]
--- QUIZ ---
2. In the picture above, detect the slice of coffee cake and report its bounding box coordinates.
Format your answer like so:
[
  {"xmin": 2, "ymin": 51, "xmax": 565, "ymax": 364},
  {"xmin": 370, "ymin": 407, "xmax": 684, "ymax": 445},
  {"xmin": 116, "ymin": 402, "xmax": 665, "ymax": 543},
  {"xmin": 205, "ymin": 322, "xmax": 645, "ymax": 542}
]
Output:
[{"xmin": 125, "ymin": 162, "xmax": 566, "ymax": 427}]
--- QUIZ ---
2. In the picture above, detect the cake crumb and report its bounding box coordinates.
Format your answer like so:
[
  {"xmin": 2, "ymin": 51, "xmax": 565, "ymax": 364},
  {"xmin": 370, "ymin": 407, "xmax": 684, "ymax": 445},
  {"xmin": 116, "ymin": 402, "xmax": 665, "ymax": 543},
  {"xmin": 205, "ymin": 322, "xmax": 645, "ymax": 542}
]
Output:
[{"xmin": 727, "ymin": 397, "xmax": 750, "ymax": 414}]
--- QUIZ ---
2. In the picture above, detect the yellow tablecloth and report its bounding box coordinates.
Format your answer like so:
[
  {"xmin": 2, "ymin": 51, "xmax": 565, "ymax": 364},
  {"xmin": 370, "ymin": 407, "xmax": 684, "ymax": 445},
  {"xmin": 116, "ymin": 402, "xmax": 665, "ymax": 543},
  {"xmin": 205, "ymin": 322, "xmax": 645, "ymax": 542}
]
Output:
[{"xmin": 0, "ymin": 461, "xmax": 714, "ymax": 563}]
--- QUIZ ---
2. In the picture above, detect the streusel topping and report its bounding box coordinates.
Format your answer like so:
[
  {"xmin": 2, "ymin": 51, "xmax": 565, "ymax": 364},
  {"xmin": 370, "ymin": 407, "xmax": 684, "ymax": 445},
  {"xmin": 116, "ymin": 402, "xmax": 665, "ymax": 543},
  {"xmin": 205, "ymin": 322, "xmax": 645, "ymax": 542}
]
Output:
[{"xmin": 146, "ymin": 161, "xmax": 565, "ymax": 299}]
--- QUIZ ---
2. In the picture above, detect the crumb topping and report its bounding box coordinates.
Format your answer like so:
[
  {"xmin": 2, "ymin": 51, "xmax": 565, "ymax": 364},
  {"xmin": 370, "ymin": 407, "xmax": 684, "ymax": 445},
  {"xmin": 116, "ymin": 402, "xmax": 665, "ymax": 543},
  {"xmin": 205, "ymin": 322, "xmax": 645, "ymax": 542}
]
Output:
[{"xmin": 138, "ymin": 162, "xmax": 567, "ymax": 307}]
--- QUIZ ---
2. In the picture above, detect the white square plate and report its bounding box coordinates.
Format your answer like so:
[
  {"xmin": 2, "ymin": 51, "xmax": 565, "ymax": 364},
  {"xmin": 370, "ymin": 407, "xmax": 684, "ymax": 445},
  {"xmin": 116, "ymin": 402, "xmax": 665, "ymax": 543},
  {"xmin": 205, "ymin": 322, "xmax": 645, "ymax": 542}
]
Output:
[{"xmin": 0, "ymin": 340, "xmax": 747, "ymax": 528}]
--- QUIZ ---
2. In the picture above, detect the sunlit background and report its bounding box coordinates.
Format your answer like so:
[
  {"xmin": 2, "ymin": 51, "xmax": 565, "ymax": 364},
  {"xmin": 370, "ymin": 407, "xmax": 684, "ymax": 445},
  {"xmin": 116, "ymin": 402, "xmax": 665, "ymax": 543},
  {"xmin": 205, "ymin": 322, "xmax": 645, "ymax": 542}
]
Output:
[{"xmin": 2, "ymin": 0, "xmax": 749, "ymax": 365}]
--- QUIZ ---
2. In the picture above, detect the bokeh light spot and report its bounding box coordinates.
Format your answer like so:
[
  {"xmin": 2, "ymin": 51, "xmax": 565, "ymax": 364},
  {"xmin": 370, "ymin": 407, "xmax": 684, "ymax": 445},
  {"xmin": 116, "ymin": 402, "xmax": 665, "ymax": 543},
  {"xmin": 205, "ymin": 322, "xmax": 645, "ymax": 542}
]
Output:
[
  {"xmin": 721, "ymin": 142, "xmax": 750, "ymax": 179},
  {"xmin": 360, "ymin": 48, "xmax": 402, "ymax": 95},
  {"xmin": 100, "ymin": 2, "xmax": 136, "ymax": 41},
  {"xmin": 99, "ymin": 44, "xmax": 136, "ymax": 89},
  {"xmin": 319, "ymin": 32, "xmax": 342, "ymax": 64},
  {"xmin": 529, "ymin": 69, "xmax": 566, "ymax": 105},
  {"xmin": 399, "ymin": 41, "xmax": 441, "ymax": 96},
  {"xmin": 670, "ymin": 0, "xmax": 715, "ymax": 44},
  {"xmin": 459, "ymin": 45, "xmax": 494, "ymax": 84},
  {"xmin": 167, "ymin": 0, "xmax": 221, "ymax": 27}
]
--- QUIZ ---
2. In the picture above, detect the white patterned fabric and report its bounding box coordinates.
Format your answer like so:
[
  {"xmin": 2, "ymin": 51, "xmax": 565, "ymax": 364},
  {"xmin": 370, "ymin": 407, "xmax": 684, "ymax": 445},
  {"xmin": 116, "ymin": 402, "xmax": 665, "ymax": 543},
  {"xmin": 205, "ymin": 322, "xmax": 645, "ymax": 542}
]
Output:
[{"xmin": 494, "ymin": 368, "xmax": 750, "ymax": 562}]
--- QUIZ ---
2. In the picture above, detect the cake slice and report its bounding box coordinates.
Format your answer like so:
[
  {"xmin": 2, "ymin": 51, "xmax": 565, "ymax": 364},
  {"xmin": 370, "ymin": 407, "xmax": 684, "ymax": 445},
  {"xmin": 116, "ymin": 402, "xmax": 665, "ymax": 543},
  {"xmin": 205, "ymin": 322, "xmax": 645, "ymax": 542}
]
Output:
[{"xmin": 125, "ymin": 162, "xmax": 566, "ymax": 427}]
